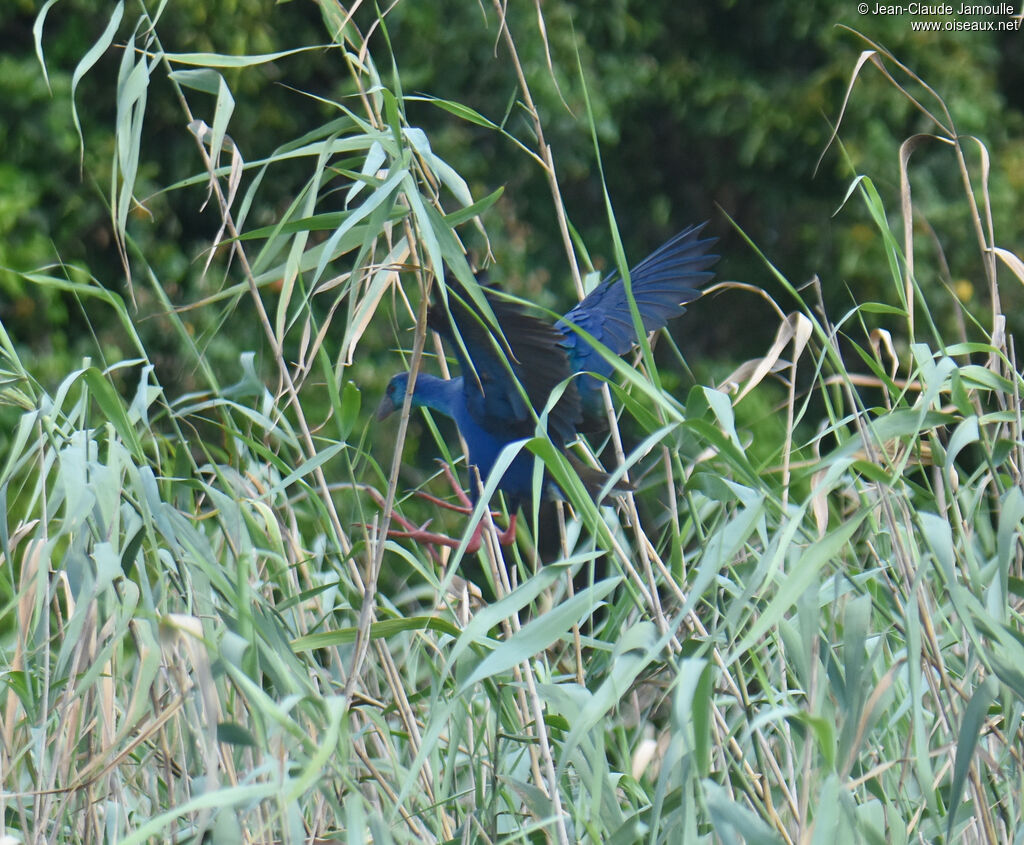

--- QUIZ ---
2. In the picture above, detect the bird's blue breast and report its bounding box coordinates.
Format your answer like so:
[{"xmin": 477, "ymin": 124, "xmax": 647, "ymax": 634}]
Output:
[{"xmin": 450, "ymin": 400, "xmax": 542, "ymax": 503}]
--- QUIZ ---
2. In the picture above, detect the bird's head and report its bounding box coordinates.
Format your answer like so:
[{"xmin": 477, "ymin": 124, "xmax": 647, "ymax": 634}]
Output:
[{"xmin": 375, "ymin": 372, "xmax": 411, "ymax": 421}]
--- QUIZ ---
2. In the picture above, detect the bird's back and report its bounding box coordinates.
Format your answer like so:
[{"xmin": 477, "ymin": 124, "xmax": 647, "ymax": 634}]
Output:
[
  {"xmin": 427, "ymin": 275, "xmax": 583, "ymax": 445},
  {"xmin": 416, "ymin": 225, "xmax": 717, "ymax": 502}
]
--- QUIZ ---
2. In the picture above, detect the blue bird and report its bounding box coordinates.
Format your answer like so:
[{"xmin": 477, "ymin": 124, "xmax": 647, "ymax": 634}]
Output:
[{"xmin": 376, "ymin": 223, "xmax": 718, "ymax": 551}]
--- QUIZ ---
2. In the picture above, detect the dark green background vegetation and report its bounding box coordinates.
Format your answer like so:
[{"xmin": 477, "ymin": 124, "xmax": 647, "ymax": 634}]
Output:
[{"xmin": 5, "ymin": 0, "xmax": 1022, "ymax": 390}]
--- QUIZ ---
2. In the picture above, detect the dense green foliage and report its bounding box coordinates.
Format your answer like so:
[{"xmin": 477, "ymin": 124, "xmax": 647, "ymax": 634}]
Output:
[
  {"xmin": 3, "ymin": 0, "xmax": 1024, "ymax": 842},
  {"xmin": 6, "ymin": 0, "xmax": 1023, "ymax": 375}
]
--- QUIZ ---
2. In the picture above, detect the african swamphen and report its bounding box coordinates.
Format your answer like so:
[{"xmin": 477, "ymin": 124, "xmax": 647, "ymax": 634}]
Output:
[{"xmin": 376, "ymin": 223, "xmax": 718, "ymax": 551}]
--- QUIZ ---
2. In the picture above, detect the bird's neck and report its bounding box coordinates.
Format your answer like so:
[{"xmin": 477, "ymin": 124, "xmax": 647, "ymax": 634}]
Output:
[{"xmin": 409, "ymin": 373, "xmax": 463, "ymax": 418}]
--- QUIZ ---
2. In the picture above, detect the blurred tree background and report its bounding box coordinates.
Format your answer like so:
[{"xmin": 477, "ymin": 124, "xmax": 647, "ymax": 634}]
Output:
[{"xmin": 5, "ymin": 0, "xmax": 1022, "ymax": 399}]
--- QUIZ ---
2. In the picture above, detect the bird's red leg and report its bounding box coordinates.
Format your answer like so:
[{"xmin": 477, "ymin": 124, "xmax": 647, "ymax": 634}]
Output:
[
  {"xmin": 385, "ymin": 522, "xmax": 481, "ymax": 553},
  {"xmin": 494, "ymin": 512, "xmax": 518, "ymax": 545},
  {"xmin": 365, "ymin": 467, "xmax": 517, "ymax": 554},
  {"xmin": 412, "ymin": 461, "xmax": 483, "ymax": 513},
  {"xmin": 413, "ymin": 492, "xmax": 474, "ymax": 514},
  {"xmin": 437, "ymin": 461, "xmax": 474, "ymax": 509},
  {"xmin": 413, "ymin": 462, "xmax": 503, "ymax": 522},
  {"xmin": 385, "ymin": 509, "xmax": 516, "ymax": 553}
]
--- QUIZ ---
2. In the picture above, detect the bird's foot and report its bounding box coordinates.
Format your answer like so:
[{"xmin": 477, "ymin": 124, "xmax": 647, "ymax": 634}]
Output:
[
  {"xmin": 362, "ymin": 474, "xmax": 517, "ymax": 554},
  {"xmin": 491, "ymin": 511, "xmax": 518, "ymax": 546},
  {"xmin": 412, "ymin": 490, "xmax": 504, "ymax": 521},
  {"xmin": 385, "ymin": 524, "xmax": 479, "ymax": 553},
  {"xmin": 429, "ymin": 459, "xmax": 475, "ymax": 509},
  {"xmin": 410, "ymin": 460, "xmax": 503, "ymax": 520},
  {"xmin": 357, "ymin": 510, "xmax": 443, "ymax": 562},
  {"xmin": 376, "ymin": 511, "xmax": 518, "ymax": 555}
]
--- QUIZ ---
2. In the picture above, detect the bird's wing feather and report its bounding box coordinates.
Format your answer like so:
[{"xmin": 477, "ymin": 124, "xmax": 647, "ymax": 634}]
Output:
[
  {"xmin": 556, "ymin": 223, "xmax": 718, "ymax": 381},
  {"xmin": 428, "ymin": 275, "xmax": 582, "ymax": 445}
]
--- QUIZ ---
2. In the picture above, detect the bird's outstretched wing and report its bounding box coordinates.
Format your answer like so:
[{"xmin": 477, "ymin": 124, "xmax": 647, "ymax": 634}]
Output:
[
  {"xmin": 556, "ymin": 223, "xmax": 718, "ymax": 416},
  {"xmin": 427, "ymin": 274, "xmax": 582, "ymax": 445}
]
